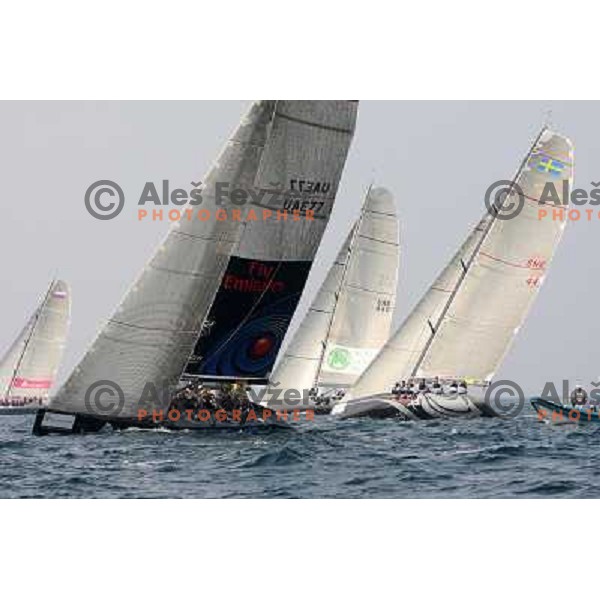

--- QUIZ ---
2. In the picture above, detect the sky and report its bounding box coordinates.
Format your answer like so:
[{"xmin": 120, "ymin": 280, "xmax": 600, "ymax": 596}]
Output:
[{"xmin": 1, "ymin": 101, "xmax": 598, "ymax": 396}]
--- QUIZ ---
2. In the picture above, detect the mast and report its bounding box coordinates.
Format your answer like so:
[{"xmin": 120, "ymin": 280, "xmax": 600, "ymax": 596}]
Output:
[
  {"xmin": 409, "ymin": 126, "xmax": 548, "ymax": 379},
  {"xmin": 312, "ymin": 185, "xmax": 372, "ymax": 388},
  {"xmin": 4, "ymin": 279, "xmax": 55, "ymax": 402}
]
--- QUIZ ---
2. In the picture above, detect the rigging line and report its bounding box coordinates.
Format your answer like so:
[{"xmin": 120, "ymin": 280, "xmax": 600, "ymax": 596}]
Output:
[
  {"xmin": 409, "ymin": 126, "xmax": 548, "ymax": 378},
  {"xmin": 313, "ymin": 184, "xmax": 372, "ymax": 388},
  {"xmin": 4, "ymin": 279, "xmax": 55, "ymax": 402}
]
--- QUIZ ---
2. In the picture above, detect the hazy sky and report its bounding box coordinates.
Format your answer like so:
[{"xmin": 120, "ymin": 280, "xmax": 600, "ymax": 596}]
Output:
[{"xmin": 1, "ymin": 101, "xmax": 598, "ymax": 395}]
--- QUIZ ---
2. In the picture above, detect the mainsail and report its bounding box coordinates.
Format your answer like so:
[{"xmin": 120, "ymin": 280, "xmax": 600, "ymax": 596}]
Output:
[
  {"xmin": 49, "ymin": 101, "xmax": 358, "ymax": 420},
  {"xmin": 265, "ymin": 186, "xmax": 399, "ymax": 403},
  {"xmin": 342, "ymin": 128, "xmax": 573, "ymax": 405},
  {"xmin": 182, "ymin": 101, "xmax": 358, "ymax": 383},
  {"xmin": 1, "ymin": 280, "xmax": 70, "ymax": 404}
]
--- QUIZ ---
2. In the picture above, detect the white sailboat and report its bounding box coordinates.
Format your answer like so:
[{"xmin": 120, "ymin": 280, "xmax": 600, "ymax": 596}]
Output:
[
  {"xmin": 261, "ymin": 186, "xmax": 400, "ymax": 412},
  {"xmin": 1, "ymin": 280, "xmax": 70, "ymax": 414},
  {"xmin": 34, "ymin": 101, "xmax": 358, "ymax": 434},
  {"xmin": 333, "ymin": 127, "xmax": 574, "ymax": 420}
]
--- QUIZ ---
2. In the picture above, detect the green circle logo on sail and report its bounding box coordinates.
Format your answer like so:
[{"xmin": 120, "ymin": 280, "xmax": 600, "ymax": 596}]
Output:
[{"xmin": 327, "ymin": 347, "xmax": 351, "ymax": 370}]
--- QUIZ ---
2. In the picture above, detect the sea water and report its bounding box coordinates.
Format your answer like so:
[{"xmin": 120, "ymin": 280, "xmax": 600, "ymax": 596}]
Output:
[{"xmin": 1, "ymin": 405, "xmax": 598, "ymax": 498}]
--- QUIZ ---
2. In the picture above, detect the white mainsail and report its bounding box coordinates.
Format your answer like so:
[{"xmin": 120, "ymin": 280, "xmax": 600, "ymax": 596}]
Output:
[
  {"xmin": 50, "ymin": 101, "xmax": 358, "ymax": 420},
  {"xmin": 337, "ymin": 128, "xmax": 573, "ymax": 412},
  {"xmin": 182, "ymin": 101, "xmax": 359, "ymax": 382},
  {"xmin": 1, "ymin": 280, "xmax": 70, "ymax": 406},
  {"xmin": 264, "ymin": 186, "xmax": 399, "ymax": 405},
  {"xmin": 417, "ymin": 129, "xmax": 572, "ymax": 382}
]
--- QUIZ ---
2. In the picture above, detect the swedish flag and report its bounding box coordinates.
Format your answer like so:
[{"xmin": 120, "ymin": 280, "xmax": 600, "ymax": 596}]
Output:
[{"xmin": 530, "ymin": 154, "xmax": 565, "ymax": 177}]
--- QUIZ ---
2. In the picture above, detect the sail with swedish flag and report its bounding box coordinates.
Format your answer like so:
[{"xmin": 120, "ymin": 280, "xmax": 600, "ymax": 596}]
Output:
[{"xmin": 333, "ymin": 128, "xmax": 573, "ymax": 420}]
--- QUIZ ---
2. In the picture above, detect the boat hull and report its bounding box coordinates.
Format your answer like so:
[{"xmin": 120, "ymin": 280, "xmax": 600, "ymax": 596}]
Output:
[
  {"xmin": 335, "ymin": 392, "xmax": 497, "ymax": 420},
  {"xmin": 531, "ymin": 396, "xmax": 600, "ymax": 423},
  {"xmin": 32, "ymin": 408, "xmax": 291, "ymax": 435}
]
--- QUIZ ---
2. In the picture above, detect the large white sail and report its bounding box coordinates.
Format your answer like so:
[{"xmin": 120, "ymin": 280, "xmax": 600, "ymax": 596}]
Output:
[
  {"xmin": 266, "ymin": 186, "xmax": 399, "ymax": 404},
  {"xmin": 1, "ymin": 280, "xmax": 70, "ymax": 405},
  {"xmin": 417, "ymin": 129, "xmax": 572, "ymax": 382},
  {"xmin": 182, "ymin": 101, "xmax": 358, "ymax": 383},
  {"xmin": 338, "ymin": 128, "xmax": 573, "ymax": 411},
  {"xmin": 50, "ymin": 101, "xmax": 358, "ymax": 420}
]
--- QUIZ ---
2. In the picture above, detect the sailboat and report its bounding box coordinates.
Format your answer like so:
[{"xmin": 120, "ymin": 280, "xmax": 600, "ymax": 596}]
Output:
[
  {"xmin": 1, "ymin": 280, "xmax": 70, "ymax": 415},
  {"xmin": 34, "ymin": 101, "xmax": 358, "ymax": 434},
  {"xmin": 261, "ymin": 186, "xmax": 400, "ymax": 413},
  {"xmin": 333, "ymin": 127, "xmax": 573, "ymax": 420}
]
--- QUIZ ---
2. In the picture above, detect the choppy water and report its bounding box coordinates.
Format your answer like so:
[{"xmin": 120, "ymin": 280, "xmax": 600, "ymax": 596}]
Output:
[{"xmin": 1, "ymin": 407, "xmax": 599, "ymax": 498}]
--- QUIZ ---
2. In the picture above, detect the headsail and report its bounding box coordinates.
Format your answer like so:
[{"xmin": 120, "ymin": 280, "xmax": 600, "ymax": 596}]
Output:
[
  {"xmin": 1, "ymin": 280, "xmax": 70, "ymax": 405},
  {"xmin": 265, "ymin": 186, "xmax": 399, "ymax": 403},
  {"xmin": 182, "ymin": 101, "xmax": 358, "ymax": 383},
  {"xmin": 340, "ymin": 128, "xmax": 573, "ymax": 407},
  {"xmin": 49, "ymin": 101, "xmax": 358, "ymax": 420}
]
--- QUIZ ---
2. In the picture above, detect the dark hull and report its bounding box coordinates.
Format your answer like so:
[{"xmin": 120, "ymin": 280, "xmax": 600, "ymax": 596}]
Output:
[
  {"xmin": 531, "ymin": 397, "xmax": 600, "ymax": 423},
  {"xmin": 32, "ymin": 408, "xmax": 291, "ymax": 435},
  {"xmin": 0, "ymin": 406, "xmax": 41, "ymax": 416}
]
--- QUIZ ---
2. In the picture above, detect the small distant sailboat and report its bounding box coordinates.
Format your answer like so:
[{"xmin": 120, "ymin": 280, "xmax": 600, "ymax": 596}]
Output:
[
  {"xmin": 34, "ymin": 101, "xmax": 358, "ymax": 434},
  {"xmin": 333, "ymin": 127, "xmax": 574, "ymax": 420},
  {"xmin": 1, "ymin": 280, "xmax": 70, "ymax": 414},
  {"xmin": 262, "ymin": 186, "xmax": 400, "ymax": 413}
]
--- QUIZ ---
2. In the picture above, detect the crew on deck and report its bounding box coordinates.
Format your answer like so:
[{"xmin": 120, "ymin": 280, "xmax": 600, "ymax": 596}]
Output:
[
  {"xmin": 313, "ymin": 388, "xmax": 344, "ymax": 412},
  {"xmin": 0, "ymin": 395, "xmax": 45, "ymax": 408},
  {"xmin": 167, "ymin": 381, "xmax": 253, "ymax": 421},
  {"xmin": 570, "ymin": 384, "xmax": 588, "ymax": 407},
  {"xmin": 390, "ymin": 377, "xmax": 470, "ymax": 399}
]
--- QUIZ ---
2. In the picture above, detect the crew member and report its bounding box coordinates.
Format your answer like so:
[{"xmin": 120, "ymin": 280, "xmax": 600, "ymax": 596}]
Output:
[{"xmin": 571, "ymin": 384, "xmax": 588, "ymax": 407}]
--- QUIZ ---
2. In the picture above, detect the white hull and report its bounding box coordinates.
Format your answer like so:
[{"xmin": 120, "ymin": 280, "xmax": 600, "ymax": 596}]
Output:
[{"xmin": 333, "ymin": 392, "xmax": 491, "ymax": 420}]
